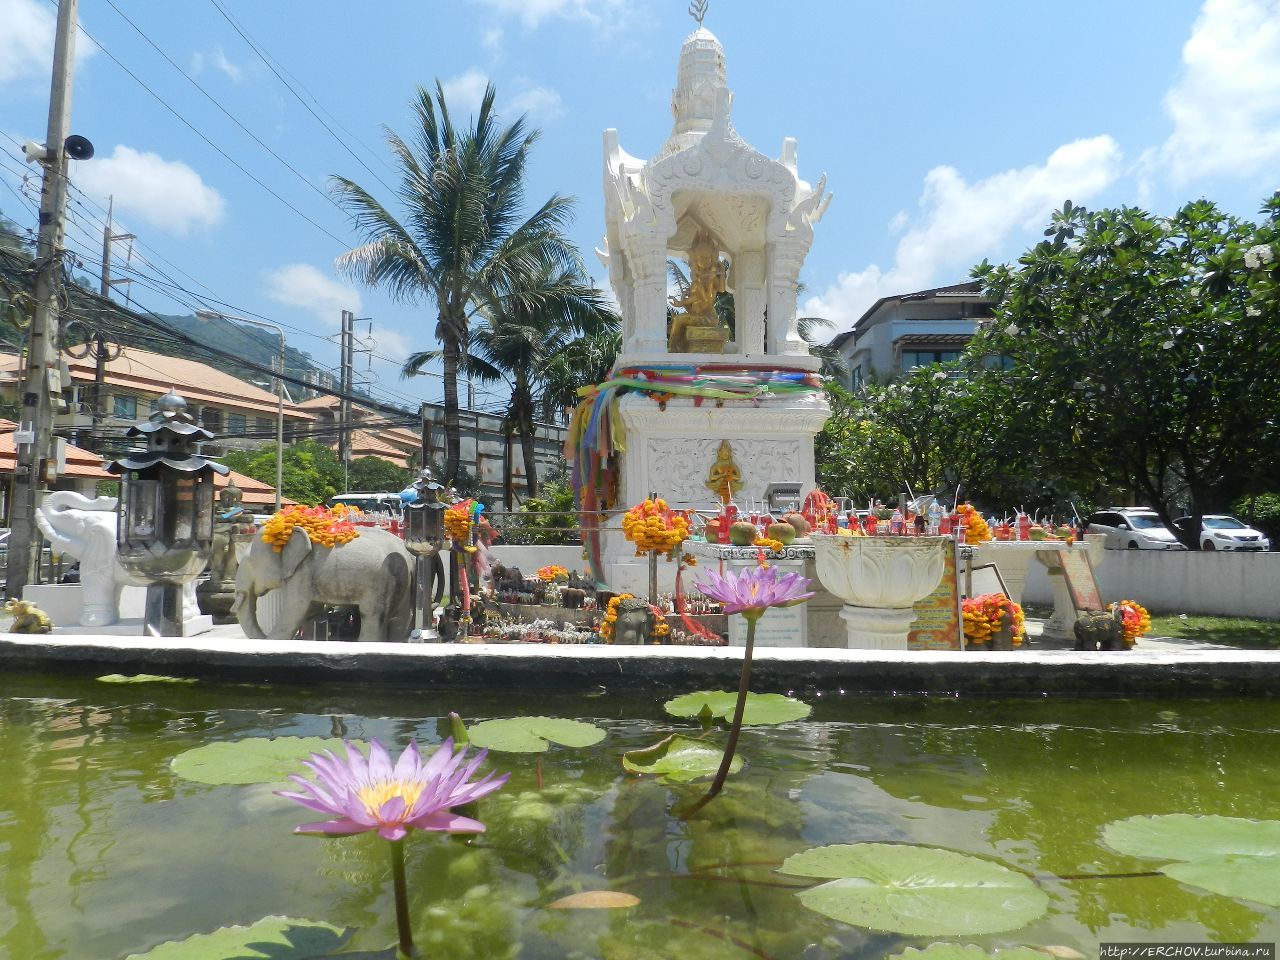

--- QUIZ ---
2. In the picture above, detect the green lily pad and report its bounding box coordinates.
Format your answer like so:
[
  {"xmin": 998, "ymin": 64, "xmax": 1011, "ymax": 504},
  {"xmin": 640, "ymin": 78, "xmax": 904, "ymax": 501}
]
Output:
[
  {"xmin": 170, "ymin": 737, "xmax": 352, "ymax": 786},
  {"xmin": 97, "ymin": 673, "xmax": 197, "ymax": 685},
  {"xmin": 466, "ymin": 717, "xmax": 604, "ymax": 754},
  {"xmin": 778, "ymin": 843, "xmax": 1049, "ymax": 936},
  {"xmin": 123, "ymin": 916, "xmax": 351, "ymax": 959},
  {"xmin": 621, "ymin": 734, "xmax": 741, "ymax": 783},
  {"xmin": 664, "ymin": 690, "xmax": 811, "ymax": 726},
  {"xmin": 889, "ymin": 947, "xmax": 1067, "ymax": 960},
  {"xmin": 1163, "ymin": 855, "xmax": 1280, "ymax": 907},
  {"xmin": 1102, "ymin": 814, "xmax": 1280, "ymax": 862}
]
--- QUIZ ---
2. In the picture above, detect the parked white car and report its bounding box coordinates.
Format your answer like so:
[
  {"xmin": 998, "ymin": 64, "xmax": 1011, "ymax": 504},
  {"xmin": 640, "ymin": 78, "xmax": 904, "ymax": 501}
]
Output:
[
  {"xmin": 1173, "ymin": 515, "xmax": 1271, "ymax": 552},
  {"xmin": 1086, "ymin": 509, "xmax": 1187, "ymax": 550}
]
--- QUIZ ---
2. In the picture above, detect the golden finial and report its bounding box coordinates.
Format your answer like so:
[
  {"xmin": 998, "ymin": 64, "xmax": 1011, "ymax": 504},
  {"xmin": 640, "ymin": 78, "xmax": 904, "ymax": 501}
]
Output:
[{"xmin": 688, "ymin": 0, "xmax": 709, "ymax": 26}]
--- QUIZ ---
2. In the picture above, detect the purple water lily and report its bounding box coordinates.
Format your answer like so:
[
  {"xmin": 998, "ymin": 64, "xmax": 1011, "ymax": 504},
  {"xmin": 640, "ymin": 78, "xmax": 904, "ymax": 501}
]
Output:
[
  {"xmin": 279, "ymin": 738, "xmax": 508, "ymax": 842},
  {"xmin": 694, "ymin": 565, "xmax": 815, "ymax": 621}
]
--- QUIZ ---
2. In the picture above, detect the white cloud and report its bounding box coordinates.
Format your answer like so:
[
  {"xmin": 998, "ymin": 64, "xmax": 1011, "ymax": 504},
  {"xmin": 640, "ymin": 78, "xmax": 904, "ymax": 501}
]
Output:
[
  {"xmin": 1147, "ymin": 0, "xmax": 1280, "ymax": 184},
  {"xmin": 0, "ymin": 0, "xmax": 93, "ymax": 85},
  {"xmin": 481, "ymin": 25, "xmax": 504, "ymax": 51},
  {"xmin": 369, "ymin": 326, "xmax": 412, "ymax": 361},
  {"xmin": 805, "ymin": 136, "xmax": 1123, "ymax": 331},
  {"xmin": 264, "ymin": 263, "xmax": 362, "ymax": 320},
  {"xmin": 472, "ymin": 0, "xmax": 634, "ymax": 30},
  {"xmin": 191, "ymin": 46, "xmax": 244, "ymax": 82},
  {"xmin": 74, "ymin": 145, "xmax": 225, "ymax": 235},
  {"xmin": 441, "ymin": 69, "xmax": 491, "ymax": 116},
  {"xmin": 441, "ymin": 68, "xmax": 564, "ymax": 121}
]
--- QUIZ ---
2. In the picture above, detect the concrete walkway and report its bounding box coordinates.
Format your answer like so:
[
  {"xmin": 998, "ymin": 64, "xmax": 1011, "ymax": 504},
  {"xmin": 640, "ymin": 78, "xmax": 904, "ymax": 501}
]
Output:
[{"xmin": 2, "ymin": 619, "xmax": 1276, "ymax": 697}]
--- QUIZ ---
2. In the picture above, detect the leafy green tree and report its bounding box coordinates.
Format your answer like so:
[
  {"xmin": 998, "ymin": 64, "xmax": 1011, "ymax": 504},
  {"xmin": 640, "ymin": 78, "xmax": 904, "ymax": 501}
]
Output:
[
  {"xmin": 346, "ymin": 456, "xmax": 411, "ymax": 492},
  {"xmin": 333, "ymin": 82, "xmax": 580, "ymax": 485},
  {"xmin": 222, "ymin": 441, "xmax": 345, "ymax": 506},
  {"xmin": 970, "ymin": 196, "xmax": 1280, "ymax": 546}
]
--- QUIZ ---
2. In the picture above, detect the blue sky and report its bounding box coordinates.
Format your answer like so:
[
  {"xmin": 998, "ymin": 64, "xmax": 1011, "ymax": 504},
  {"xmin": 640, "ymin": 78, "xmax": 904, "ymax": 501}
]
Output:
[{"xmin": 2, "ymin": 0, "xmax": 1278, "ymax": 415}]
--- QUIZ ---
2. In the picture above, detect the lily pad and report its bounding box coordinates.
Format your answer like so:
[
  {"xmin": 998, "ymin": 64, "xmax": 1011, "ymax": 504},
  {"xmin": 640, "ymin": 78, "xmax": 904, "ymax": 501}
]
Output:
[
  {"xmin": 778, "ymin": 843, "xmax": 1049, "ymax": 936},
  {"xmin": 622, "ymin": 734, "xmax": 741, "ymax": 783},
  {"xmin": 664, "ymin": 690, "xmax": 811, "ymax": 726},
  {"xmin": 1163, "ymin": 855, "xmax": 1280, "ymax": 907},
  {"xmin": 1102, "ymin": 814, "xmax": 1280, "ymax": 863},
  {"xmin": 97, "ymin": 673, "xmax": 197, "ymax": 685},
  {"xmin": 123, "ymin": 916, "xmax": 351, "ymax": 959},
  {"xmin": 547, "ymin": 890, "xmax": 641, "ymax": 910},
  {"xmin": 466, "ymin": 717, "xmax": 604, "ymax": 754},
  {"xmin": 170, "ymin": 737, "xmax": 352, "ymax": 786},
  {"xmin": 888, "ymin": 947, "xmax": 1070, "ymax": 960}
]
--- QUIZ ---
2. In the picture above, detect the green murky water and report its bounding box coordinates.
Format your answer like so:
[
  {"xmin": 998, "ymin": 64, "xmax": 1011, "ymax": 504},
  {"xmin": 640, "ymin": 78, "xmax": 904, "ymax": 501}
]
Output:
[{"xmin": 3, "ymin": 673, "xmax": 1280, "ymax": 959}]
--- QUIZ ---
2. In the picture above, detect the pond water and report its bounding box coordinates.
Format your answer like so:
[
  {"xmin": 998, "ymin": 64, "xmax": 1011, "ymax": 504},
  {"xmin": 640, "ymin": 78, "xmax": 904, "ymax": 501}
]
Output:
[{"xmin": 3, "ymin": 672, "xmax": 1279, "ymax": 959}]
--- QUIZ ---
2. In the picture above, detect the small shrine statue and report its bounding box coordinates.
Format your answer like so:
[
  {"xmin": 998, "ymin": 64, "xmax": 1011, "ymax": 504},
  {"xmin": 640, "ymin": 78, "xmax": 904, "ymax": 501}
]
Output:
[
  {"xmin": 4, "ymin": 598, "xmax": 53, "ymax": 634},
  {"xmin": 668, "ymin": 229, "xmax": 728, "ymax": 353},
  {"xmin": 705, "ymin": 440, "xmax": 743, "ymax": 501},
  {"xmin": 614, "ymin": 596, "xmax": 656, "ymax": 645},
  {"xmin": 197, "ymin": 483, "xmax": 258, "ymax": 623}
]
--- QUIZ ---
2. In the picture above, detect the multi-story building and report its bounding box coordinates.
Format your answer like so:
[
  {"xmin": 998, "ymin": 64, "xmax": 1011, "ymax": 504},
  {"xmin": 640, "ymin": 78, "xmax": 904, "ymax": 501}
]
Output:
[{"xmin": 829, "ymin": 281, "xmax": 993, "ymax": 388}]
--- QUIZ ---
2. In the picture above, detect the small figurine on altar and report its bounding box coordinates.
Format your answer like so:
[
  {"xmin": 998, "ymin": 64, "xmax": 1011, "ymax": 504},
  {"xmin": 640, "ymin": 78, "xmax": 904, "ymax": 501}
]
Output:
[
  {"xmin": 889, "ymin": 508, "xmax": 905, "ymax": 535},
  {"xmin": 668, "ymin": 229, "xmax": 728, "ymax": 353},
  {"xmin": 705, "ymin": 440, "xmax": 744, "ymax": 500},
  {"xmin": 927, "ymin": 499, "xmax": 943, "ymax": 535}
]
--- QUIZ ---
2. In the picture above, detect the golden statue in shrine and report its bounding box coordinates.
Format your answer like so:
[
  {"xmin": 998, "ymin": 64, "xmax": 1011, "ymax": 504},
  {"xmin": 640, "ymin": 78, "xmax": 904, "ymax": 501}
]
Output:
[
  {"xmin": 705, "ymin": 439, "xmax": 743, "ymax": 501},
  {"xmin": 668, "ymin": 229, "xmax": 728, "ymax": 354}
]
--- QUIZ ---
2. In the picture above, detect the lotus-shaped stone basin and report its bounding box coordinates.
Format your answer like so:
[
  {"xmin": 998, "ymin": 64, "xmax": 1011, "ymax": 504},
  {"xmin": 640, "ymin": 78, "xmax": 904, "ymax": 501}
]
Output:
[
  {"xmin": 810, "ymin": 535, "xmax": 949, "ymax": 649},
  {"xmin": 811, "ymin": 535, "xmax": 948, "ymax": 608}
]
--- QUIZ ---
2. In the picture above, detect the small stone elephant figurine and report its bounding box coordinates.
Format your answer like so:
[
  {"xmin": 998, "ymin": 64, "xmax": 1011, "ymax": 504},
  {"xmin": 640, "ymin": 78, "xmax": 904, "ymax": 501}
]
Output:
[
  {"xmin": 613, "ymin": 597, "xmax": 655, "ymax": 645},
  {"xmin": 1073, "ymin": 607, "xmax": 1127, "ymax": 651}
]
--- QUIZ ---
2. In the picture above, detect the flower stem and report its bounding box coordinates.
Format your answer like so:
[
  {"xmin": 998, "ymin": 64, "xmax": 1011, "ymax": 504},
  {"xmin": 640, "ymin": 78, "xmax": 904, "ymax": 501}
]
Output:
[
  {"xmin": 389, "ymin": 838, "xmax": 415, "ymax": 957},
  {"xmin": 691, "ymin": 619, "xmax": 747, "ymax": 814}
]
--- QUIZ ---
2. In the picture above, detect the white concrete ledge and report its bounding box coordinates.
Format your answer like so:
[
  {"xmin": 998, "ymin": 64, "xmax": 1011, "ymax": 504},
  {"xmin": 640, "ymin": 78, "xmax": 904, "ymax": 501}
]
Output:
[{"xmin": 3, "ymin": 631, "xmax": 1279, "ymax": 698}]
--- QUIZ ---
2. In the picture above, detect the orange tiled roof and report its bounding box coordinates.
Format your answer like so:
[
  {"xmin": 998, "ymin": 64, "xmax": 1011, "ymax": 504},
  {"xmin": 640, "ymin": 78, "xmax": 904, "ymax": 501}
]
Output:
[
  {"xmin": 0, "ymin": 420, "xmax": 114, "ymax": 480},
  {"xmin": 214, "ymin": 468, "xmax": 295, "ymax": 508}
]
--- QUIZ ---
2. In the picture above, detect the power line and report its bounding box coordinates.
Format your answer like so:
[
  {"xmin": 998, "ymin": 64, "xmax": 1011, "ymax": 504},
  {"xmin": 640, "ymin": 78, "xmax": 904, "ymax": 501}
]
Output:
[
  {"xmin": 206, "ymin": 0, "xmax": 400, "ymax": 196},
  {"xmin": 56, "ymin": 2, "xmax": 352, "ymax": 248},
  {"xmin": 99, "ymin": 0, "xmax": 349, "ymax": 220}
]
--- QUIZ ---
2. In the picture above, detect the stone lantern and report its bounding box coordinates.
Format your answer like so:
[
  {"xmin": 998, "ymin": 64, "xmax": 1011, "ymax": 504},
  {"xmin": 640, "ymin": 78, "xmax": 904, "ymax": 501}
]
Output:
[
  {"xmin": 404, "ymin": 467, "xmax": 447, "ymax": 638},
  {"xmin": 109, "ymin": 390, "xmax": 228, "ymax": 636}
]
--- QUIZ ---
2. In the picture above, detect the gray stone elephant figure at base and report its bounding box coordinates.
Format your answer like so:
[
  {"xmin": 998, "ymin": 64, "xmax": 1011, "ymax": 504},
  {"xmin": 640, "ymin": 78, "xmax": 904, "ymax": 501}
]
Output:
[{"xmin": 233, "ymin": 524, "xmax": 413, "ymax": 642}]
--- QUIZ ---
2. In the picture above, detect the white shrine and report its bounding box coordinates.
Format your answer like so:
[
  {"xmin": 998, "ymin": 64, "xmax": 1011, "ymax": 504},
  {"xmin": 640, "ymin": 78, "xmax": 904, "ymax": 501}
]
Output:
[{"xmin": 595, "ymin": 18, "xmax": 833, "ymax": 593}]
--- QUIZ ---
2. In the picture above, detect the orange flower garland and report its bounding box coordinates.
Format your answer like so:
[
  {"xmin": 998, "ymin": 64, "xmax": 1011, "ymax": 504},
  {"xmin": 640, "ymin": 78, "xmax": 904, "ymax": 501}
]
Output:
[
  {"xmin": 621, "ymin": 497, "xmax": 690, "ymax": 559},
  {"xmin": 1110, "ymin": 599, "xmax": 1151, "ymax": 646},
  {"xmin": 599, "ymin": 593, "xmax": 633, "ymax": 643},
  {"xmin": 260, "ymin": 505, "xmax": 361, "ymax": 552},
  {"xmin": 961, "ymin": 592, "xmax": 1025, "ymax": 646},
  {"xmin": 955, "ymin": 503, "xmax": 992, "ymax": 544},
  {"xmin": 536, "ymin": 564, "xmax": 569, "ymax": 583},
  {"xmin": 444, "ymin": 502, "xmax": 474, "ymax": 543}
]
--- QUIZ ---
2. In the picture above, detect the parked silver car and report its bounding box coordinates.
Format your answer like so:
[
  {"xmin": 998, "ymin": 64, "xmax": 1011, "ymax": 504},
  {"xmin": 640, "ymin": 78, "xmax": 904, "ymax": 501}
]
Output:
[
  {"xmin": 1086, "ymin": 509, "xmax": 1186, "ymax": 550},
  {"xmin": 1173, "ymin": 515, "xmax": 1271, "ymax": 551}
]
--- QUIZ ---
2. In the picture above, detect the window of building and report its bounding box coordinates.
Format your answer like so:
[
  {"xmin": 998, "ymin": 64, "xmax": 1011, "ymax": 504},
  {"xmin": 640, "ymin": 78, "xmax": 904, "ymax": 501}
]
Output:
[
  {"xmin": 849, "ymin": 365, "xmax": 864, "ymax": 390},
  {"xmin": 202, "ymin": 408, "xmax": 223, "ymax": 432},
  {"xmin": 255, "ymin": 417, "xmax": 273, "ymax": 435},
  {"xmin": 982, "ymin": 355, "xmax": 1017, "ymax": 371},
  {"xmin": 227, "ymin": 414, "xmax": 247, "ymax": 434},
  {"xmin": 113, "ymin": 395, "xmax": 137, "ymax": 419},
  {"xmin": 901, "ymin": 349, "xmax": 961, "ymax": 372}
]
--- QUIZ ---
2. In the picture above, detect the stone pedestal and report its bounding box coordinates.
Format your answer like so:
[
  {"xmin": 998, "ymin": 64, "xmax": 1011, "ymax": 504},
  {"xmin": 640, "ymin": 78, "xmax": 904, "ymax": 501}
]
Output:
[
  {"xmin": 972, "ymin": 541, "xmax": 1070, "ymax": 605},
  {"xmin": 1038, "ymin": 535, "xmax": 1108, "ymax": 642},
  {"xmin": 839, "ymin": 605, "xmax": 917, "ymax": 650}
]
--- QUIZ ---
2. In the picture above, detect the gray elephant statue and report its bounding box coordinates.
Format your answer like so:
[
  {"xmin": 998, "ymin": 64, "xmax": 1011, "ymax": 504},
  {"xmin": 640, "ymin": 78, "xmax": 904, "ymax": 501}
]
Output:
[
  {"xmin": 613, "ymin": 596, "xmax": 655, "ymax": 645},
  {"xmin": 1073, "ymin": 606, "xmax": 1127, "ymax": 651},
  {"xmin": 35, "ymin": 490, "xmax": 197, "ymax": 627},
  {"xmin": 233, "ymin": 524, "xmax": 413, "ymax": 642}
]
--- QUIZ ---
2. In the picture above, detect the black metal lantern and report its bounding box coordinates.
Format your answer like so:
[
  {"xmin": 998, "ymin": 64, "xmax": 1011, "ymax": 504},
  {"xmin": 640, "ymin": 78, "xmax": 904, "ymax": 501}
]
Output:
[
  {"xmin": 109, "ymin": 390, "xmax": 228, "ymax": 636},
  {"xmin": 404, "ymin": 467, "xmax": 447, "ymax": 638}
]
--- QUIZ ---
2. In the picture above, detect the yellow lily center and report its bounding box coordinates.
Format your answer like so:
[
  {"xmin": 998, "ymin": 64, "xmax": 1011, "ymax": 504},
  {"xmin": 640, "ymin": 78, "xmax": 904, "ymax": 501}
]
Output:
[{"xmin": 356, "ymin": 779, "xmax": 426, "ymax": 819}]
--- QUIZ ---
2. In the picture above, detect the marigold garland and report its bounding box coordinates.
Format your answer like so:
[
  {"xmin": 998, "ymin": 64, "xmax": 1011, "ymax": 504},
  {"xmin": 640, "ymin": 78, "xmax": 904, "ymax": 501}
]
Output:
[
  {"xmin": 1110, "ymin": 599, "xmax": 1151, "ymax": 646},
  {"xmin": 536, "ymin": 564, "xmax": 569, "ymax": 583},
  {"xmin": 260, "ymin": 504, "xmax": 361, "ymax": 552},
  {"xmin": 621, "ymin": 497, "xmax": 689, "ymax": 559},
  {"xmin": 955, "ymin": 503, "xmax": 992, "ymax": 544},
  {"xmin": 961, "ymin": 592, "xmax": 1025, "ymax": 646}
]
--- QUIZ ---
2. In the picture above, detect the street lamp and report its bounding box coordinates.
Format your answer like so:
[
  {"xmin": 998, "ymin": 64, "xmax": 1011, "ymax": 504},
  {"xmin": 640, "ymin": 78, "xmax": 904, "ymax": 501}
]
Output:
[
  {"xmin": 110, "ymin": 390, "xmax": 227, "ymax": 636},
  {"xmin": 195, "ymin": 310, "xmax": 285, "ymax": 512},
  {"xmin": 404, "ymin": 466, "xmax": 446, "ymax": 639}
]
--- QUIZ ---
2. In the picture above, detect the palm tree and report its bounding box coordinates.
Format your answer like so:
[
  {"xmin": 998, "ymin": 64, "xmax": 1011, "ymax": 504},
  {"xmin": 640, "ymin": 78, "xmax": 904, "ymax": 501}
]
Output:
[
  {"xmin": 332, "ymin": 82, "xmax": 580, "ymax": 483},
  {"xmin": 406, "ymin": 262, "xmax": 617, "ymax": 504}
]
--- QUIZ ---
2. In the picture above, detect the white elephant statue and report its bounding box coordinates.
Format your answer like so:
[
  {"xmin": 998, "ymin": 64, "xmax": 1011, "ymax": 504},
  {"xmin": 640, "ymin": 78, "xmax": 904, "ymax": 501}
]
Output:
[
  {"xmin": 233, "ymin": 524, "xmax": 413, "ymax": 642},
  {"xmin": 35, "ymin": 490, "xmax": 198, "ymax": 627}
]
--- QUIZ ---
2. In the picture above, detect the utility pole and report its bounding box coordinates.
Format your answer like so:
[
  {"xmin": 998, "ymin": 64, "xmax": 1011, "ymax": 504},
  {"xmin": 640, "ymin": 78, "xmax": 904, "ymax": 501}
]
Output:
[
  {"xmin": 92, "ymin": 196, "xmax": 131, "ymax": 448},
  {"xmin": 7, "ymin": 0, "xmax": 79, "ymax": 598},
  {"xmin": 338, "ymin": 309, "xmax": 353, "ymax": 482}
]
